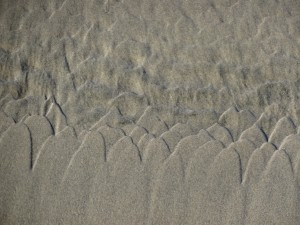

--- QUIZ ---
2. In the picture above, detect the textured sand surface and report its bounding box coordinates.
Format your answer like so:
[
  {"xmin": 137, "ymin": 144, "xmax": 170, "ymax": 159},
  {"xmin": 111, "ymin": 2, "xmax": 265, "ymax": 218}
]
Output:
[{"xmin": 1, "ymin": 0, "xmax": 300, "ymax": 224}]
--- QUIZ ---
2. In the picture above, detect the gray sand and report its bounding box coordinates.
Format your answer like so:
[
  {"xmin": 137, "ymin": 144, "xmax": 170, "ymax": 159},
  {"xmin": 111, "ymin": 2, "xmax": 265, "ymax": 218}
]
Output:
[{"xmin": 1, "ymin": 0, "xmax": 300, "ymax": 224}]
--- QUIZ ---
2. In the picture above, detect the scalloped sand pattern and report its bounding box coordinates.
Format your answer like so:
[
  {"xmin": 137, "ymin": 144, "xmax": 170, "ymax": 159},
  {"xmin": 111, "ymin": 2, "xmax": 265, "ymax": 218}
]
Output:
[{"xmin": 1, "ymin": 0, "xmax": 300, "ymax": 224}]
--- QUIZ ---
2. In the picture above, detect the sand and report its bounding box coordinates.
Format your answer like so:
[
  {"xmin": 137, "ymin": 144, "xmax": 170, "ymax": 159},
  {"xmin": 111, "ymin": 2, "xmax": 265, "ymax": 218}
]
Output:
[{"xmin": 1, "ymin": 0, "xmax": 300, "ymax": 224}]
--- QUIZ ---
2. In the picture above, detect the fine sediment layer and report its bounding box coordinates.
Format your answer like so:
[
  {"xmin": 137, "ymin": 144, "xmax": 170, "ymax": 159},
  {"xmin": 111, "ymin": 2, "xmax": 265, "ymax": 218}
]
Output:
[{"xmin": 1, "ymin": 0, "xmax": 300, "ymax": 224}]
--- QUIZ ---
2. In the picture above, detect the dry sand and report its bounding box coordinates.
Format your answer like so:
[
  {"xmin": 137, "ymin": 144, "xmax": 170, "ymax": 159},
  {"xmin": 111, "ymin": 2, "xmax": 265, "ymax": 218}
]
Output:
[{"xmin": 1, "ymin": 0, "xmax": 300, "ymax": 224}]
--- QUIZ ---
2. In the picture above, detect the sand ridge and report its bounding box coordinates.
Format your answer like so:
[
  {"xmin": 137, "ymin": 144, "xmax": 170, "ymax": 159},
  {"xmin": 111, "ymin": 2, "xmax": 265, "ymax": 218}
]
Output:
[{"xmin": 1, "ymin": 104, "xmax": 300, "ymax": 224}]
